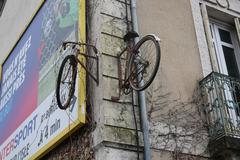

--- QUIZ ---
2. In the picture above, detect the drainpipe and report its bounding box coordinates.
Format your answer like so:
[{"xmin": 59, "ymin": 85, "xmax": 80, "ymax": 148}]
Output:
[{"xmin": 130, "ymin": 0, "xmax": 151, "ymax": 160}]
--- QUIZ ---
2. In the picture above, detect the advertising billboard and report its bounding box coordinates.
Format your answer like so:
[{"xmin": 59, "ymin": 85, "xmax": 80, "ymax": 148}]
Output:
[{"xmin": 0, "ymin": 0, "xmax": 86, "ymax": 159}]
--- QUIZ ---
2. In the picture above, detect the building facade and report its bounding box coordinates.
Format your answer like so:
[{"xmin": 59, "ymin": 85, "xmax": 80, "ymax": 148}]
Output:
[{"xmin": 0, "ymin": 0, "xmax": 240, "ymax": 160}]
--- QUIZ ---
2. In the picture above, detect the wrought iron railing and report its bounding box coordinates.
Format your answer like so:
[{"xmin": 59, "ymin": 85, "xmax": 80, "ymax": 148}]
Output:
[{"xmin": 199, "ymin": 72, "xmax": 240, "ymax": 141}]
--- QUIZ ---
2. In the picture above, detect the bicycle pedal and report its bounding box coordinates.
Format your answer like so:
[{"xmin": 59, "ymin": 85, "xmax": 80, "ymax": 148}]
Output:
[{"xmin": 111, "ymin": 96, "xmax": 120, "ymax": 102}]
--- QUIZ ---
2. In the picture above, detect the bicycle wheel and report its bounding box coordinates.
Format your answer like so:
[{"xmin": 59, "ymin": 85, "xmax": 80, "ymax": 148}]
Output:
[
  {"xmin": 56, "ymin": 55, "xmax": 77, "ymax": 110},
  {"xmin": 128, "ymin": 35, "xmax": 160, "ymax": 91}
]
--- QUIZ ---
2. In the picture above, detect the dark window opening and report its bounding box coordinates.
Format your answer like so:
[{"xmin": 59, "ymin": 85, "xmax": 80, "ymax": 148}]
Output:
[
  {"xmin": 222, "ymin": 46, "xmax": 240, "ymax": 78},
  {"xmin": 219, "ymin": 28, "xmax": 232, "ymax": 44},
  {"xmin": 0, "ymin": 0, "xmax": 7, "ymax": 16}
]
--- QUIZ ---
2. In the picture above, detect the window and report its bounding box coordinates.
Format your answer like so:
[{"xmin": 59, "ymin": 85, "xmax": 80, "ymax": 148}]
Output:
[
  {"xmin": 210, "ymin": 20, "xmax": 240, "ymax": 78},
  {"xmin": 210, "ymin": 20, "xmax": 240, "ymax": 119},
  {"xmin": 199, "ymin": 4, "xmax": 240, "ymax": 139},
  {"xmin": 0, "ymin": 0, "xmax": 6, "ymax": 16}
]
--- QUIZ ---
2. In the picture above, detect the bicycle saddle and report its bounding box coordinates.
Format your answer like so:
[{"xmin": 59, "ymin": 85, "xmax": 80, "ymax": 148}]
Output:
[{"xmin": 123, "ymin": 31, "xmax": 139, "ymax": 42}]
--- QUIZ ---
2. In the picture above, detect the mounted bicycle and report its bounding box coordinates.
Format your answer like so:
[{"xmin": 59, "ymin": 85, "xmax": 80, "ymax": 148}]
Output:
[
  {"xmin": 111, "ymin": 31, "xmax": 161, "ymax": 101},
  {"xmin": 56, "ymin": 42, "xmax": 98, "ymax": 110}
]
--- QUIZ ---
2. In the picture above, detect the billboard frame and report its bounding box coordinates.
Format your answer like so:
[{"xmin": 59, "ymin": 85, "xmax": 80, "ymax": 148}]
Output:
[{"xmin": 0, "ymin": 0, "xmax": 86, "ymax": 159}]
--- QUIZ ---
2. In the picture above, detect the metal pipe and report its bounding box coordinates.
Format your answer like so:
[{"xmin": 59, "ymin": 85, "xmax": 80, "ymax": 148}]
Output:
[{"xmin": 130, "ymin": 0, "xmax": 151, "ymax": 160}]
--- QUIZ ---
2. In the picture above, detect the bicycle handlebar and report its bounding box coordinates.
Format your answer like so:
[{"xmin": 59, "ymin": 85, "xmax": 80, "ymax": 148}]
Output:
[{"xmin": 62, "ymin": 41, "xmax": 98, "ymax": 55}]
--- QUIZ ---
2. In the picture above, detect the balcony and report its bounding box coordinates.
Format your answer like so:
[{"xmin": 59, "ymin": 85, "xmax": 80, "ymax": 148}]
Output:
[{"xmin": 199, "ymin": 72, "xmax": 240, "ymax": 156}]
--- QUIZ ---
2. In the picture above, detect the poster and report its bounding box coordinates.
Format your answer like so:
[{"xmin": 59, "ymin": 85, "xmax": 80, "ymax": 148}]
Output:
[{"xmin": 0, "ymin": 0, "xmax": 86, "ymax": 159}]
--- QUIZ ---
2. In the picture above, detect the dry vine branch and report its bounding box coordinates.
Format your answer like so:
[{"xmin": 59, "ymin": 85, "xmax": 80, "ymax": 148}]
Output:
[{"xmin": 145, "ymin": 80, "xmax": 209, "ymax": 159}]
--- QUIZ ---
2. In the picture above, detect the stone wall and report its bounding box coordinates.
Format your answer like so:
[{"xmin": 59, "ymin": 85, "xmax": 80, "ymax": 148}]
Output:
[{"xmin": 87, "ymin": 0, "xmax": 142, "ymax": 159}]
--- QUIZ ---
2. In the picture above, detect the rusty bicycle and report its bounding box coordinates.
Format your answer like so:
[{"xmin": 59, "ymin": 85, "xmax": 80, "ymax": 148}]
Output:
[
  {"xmin": 56, "ymin": 31, "xmax": 160, "ymax": 108},
  {"xmin": 56, "ymin": 42, "xmax": 98, "ymax": 110},
  {"xmin": 111, "ymin": 31, "xmax": 161, "ymax": 100}
]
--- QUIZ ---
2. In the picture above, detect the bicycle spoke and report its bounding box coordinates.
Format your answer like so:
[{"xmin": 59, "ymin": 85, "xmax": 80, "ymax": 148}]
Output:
[
  {"xmin": 62, "ymin": 64, "xmax": 72, "ymax": 81},
  {"xmin": 129, "ymin": 62, "xmax": 146, "ymax": 86}
]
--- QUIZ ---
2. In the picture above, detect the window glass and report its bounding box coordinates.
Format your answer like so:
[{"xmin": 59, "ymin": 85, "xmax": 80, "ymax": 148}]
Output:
[
  {"xmin": 222, "ymin": 46, "xmax": 240, "ymax": 78},
  {"xmin": 219, "ymin": 28, "xmax": 232, "ymax": 44}
]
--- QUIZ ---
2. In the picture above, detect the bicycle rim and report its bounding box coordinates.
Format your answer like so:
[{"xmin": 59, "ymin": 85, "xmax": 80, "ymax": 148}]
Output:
[
  {"xmin": 56, "ymin": 55, "xmax": 77, "ymax": 110},
  {"xmin": 128, "ymin": 35, "xmax": 160, "ymax": 91}
]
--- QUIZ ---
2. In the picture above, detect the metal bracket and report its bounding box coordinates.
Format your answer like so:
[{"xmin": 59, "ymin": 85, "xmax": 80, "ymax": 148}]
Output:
[
  {"xmin": 62, "ymin": 41, "xmax": 99, "ymax": 85},
  {"xmin": 111, "ymin": 47, "xmax": 132, "ymax": 101}
]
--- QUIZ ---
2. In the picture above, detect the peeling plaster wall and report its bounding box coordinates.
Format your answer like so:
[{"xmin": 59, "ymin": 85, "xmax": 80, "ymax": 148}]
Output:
[
  {"xmin": 135, "ymin": 0, "xmax": 240, "ymax": 159},
  {"xmin": 137, "ymin": 0, "xmax": 210, "ymax": 159}
]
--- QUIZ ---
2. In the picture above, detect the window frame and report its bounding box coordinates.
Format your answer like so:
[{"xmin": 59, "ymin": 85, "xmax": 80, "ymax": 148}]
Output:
[{"xmin": 209, "ymin": 19, "xmax": 240, "ymax": 77}]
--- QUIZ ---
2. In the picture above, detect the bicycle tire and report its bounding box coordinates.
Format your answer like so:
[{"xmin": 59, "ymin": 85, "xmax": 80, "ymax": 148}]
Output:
[
  {"xmin": 128, "ymin": 35, "xmax": 161, "ymax": 91},
  {"xmin": 56, "ymin": 55, "xmax": 77, "ymax": 110}
]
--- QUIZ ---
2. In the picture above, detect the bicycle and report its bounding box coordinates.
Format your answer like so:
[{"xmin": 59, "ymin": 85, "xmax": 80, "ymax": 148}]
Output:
[
  {"xmin": 56, "ymin": 31, "xmax": 160, "ymax": 108},
  {"xmin": 56, "ymin": 41, "xmax": 99, "ymax": 110},
  {"xmin": 111, "ymin": 31, "xmax": 161, "ymax": 101}
]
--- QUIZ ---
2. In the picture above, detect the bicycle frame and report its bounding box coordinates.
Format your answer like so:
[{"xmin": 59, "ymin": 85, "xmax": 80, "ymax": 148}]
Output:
[
  {"xmin": 111, "ymin": 41, "xmax": 136, "ymax": 101},
  {"xmin": 111, "ymin": 33, "xmax": 161, "ymax": 102},
  {"xmin": 62, "ymin": 41, "xmax": 99, "ymax": 85}
]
